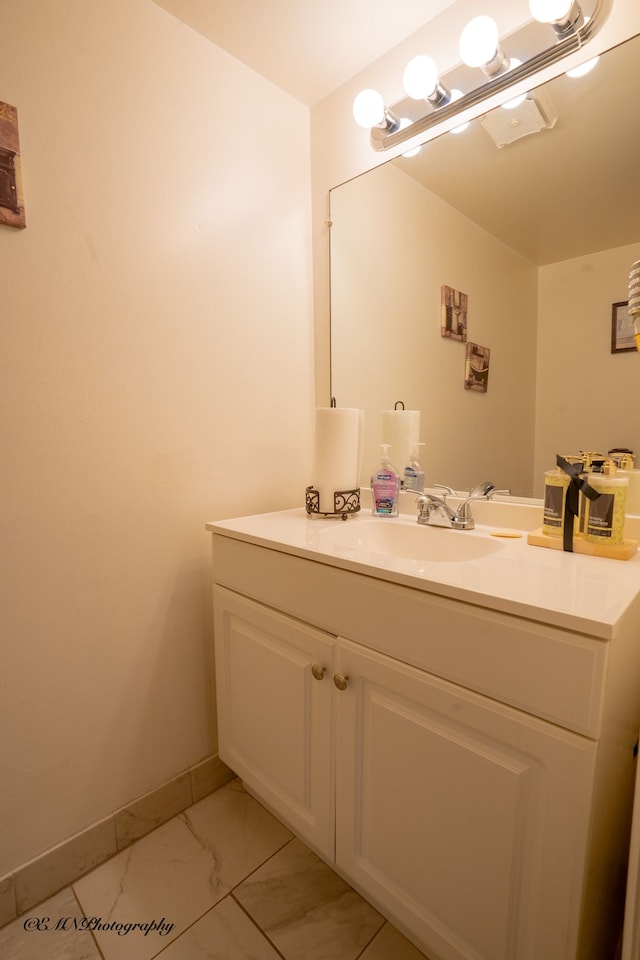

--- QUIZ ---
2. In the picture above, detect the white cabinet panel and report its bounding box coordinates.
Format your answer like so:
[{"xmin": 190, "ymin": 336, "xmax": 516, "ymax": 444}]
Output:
[
  {"xmin": 623, "ymin": 738, "xmax": 640, "ymax": 960},
  {"xmin": 334, "ymin": 639, "xmax": 597, "ymax": 960},
  {"xmin": 213, "ymin": 586, "xmax": 335, "ymax": 859},
  {"xmin": 211, "ymin": 536, "xmax": 606, "ymax": 736}
]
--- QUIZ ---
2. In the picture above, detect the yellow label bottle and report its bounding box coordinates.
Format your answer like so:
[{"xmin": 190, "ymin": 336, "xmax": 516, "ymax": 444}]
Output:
[
  {"xmin": 583, "ymin": 475, "xmax": 628, "ymax": 544},
  {"xmin": 542, "ymin": 470, "xmax": 570, "ymax": 536}
]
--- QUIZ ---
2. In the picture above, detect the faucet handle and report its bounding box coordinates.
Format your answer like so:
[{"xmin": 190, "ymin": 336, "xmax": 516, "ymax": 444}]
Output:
[
  {"xmin": 487, "ymin": 488, "xmax": 511, "ymax": 499},
  {"xmin": 467, "ymin": 481, "xmax": 495, "ymax": 499},
  {"xmin": 433, "ymin": 483, "xmax": 456, "ymax": 499}
]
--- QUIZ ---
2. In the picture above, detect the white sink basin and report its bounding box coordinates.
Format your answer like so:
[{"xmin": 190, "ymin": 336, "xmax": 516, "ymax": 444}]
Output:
[{"xmin": 319, "ymin": 517, "xmax": 504, "ymax": 563}]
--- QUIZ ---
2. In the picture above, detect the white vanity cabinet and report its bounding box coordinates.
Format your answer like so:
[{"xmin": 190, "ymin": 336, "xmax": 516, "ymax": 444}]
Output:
[{"xmin": 209, "ymin": 519, "xmax": 640, "ymax": 960}]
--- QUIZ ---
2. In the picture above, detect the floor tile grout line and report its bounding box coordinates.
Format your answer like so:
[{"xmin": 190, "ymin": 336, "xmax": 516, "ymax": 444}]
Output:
[
  {"xmin": 226, "ymin": 831, "xmax": 392, "ymax": 960},
  {"xmin": 142, "ymin": 828, "xmax": 296, "ymax": 959},
  {"xmin": 70, "ymin": 885, "xmax": 107, "ymax": 960},
  {"xmin": 70, "ymin": 874, "xmax": 229, "ymax": 960},
  {"xmin": 63, "ymin": 797, "xmax": 295, "ymax": 960},
  {"xmin": 355, "ymin": 918, "xmax": 389, "ymax": 960},
  {"xmin": 229, "ymin": 833, "xmax": 296, "ymax": 895},
  {"xmin": 141, "ymin": 898, "xmax": 226, "ymax": 960},
  {"xmin": 143, "ymin": 826, "xmax": 293, "ymax": 960},
  {"xmin": 230, "ymin": 890, "xmax": 289, "ymax": 960}
]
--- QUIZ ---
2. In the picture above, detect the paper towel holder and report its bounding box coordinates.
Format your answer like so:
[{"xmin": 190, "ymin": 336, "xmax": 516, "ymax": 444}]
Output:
[{"xmin": 305, "ymin": 485, "xmax": 361, "ymax": 520}]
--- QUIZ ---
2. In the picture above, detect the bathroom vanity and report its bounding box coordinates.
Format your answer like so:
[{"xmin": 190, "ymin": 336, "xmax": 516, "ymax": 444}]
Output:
[{"xmin": 206, "ymin": 501, "xmax": 640, "ymax": 960}]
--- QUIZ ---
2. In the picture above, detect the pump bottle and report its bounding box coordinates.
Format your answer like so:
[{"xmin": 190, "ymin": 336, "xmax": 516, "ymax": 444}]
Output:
[
  {"xmin": 371, "ymin": 444, "xmax": 400, "ymax": 517},
  {"xmin": 403, "ymin": 443, "xmax": 425, "ymax": 493}
]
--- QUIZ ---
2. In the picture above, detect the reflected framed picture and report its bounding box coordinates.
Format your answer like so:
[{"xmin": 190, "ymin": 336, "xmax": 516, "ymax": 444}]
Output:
[
  {"xmin": 441, "ymin": 285, "xmax": 467, "ymax": 341},
  {"xmin": 611, "ymin": 300, "xmax": 635, "ymax": 353},
  {"xmin": 464, "ymin": 342, "xmax": 490, "ymax": 392}
]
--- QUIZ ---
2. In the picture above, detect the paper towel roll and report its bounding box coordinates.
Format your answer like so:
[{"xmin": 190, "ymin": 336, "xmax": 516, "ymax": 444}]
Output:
[
  {"xmin": 381, "ymin": 409, "xmax": 421, "ymax": 471},
  {"xmin": 312, "ymin": 407, "xmax": 362, "ymax": 512},
  {"xmin": 619, "ymin": 470, "xmax": 640, "ymax": 515}
]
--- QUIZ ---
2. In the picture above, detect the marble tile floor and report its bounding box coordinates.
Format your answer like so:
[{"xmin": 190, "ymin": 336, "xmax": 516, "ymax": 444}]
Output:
[{"xmin": 0, "ymin": 779, "xmax": 429, "ymax": 960}]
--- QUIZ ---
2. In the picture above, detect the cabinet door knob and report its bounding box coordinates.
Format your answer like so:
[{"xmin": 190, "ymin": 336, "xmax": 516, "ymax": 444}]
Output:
[
  {"xmin": 333, "ymin": 673, "xmax": 350, "ymax": 691},
  {"xmin": 311, "ymin": 664, "xmax": 326, "ymax": 681}
]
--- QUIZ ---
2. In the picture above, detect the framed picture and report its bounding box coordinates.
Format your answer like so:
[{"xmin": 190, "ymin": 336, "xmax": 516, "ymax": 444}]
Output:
[
  {"xmin": 611, "ymin": 300, "xmax": 635, "ymax": 354},
  {"xmin": 0, "ymin": 100, "xmax": 26, "ymax": 228},
  {"xmin": 464, "ymin": 342, "xmax": 490, "ymax": 392},
  {"xmin": 441, "ymin": 285, "xmax": 468, "ymax": 341}
]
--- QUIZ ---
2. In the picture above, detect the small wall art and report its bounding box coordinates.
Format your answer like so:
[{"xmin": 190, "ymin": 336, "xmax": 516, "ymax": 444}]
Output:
[
  {"xmin": 464, "ymin": 342, "xmax": 491, "ymax": 392},
  {"xmin": 611, "ymin": 300, "xmax": 635, "ymax": 353},
  {"xmin": 0, "ymin": 100, "xmax": 26, "ymax": 229},
  {"xmin": 441, "ymin": 285, "xmax": 467, "ymax": 341}
]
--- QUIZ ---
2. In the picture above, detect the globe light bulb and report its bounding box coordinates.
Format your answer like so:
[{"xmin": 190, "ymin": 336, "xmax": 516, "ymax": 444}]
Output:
[
  {"xmin": 403, "ymin": 55, "xmax": 439, "ymax": 100},
  {"xmin": 459, "ymin": 16, "xmax": 500, "ymax": 69},
  {"xmin": 502, "ymin": 92, "xmax": 528, "ymax": 110},
  {"xmin": 566, "ymin": 56, "xmax": 599, "ymax": 78},
  {"xmin": 352, "ymin": 89, "xmax": 385, "ymax": 128},
  {"xmin": 529, "ymin": 0, "xmax": 573, "ymax": 23}
]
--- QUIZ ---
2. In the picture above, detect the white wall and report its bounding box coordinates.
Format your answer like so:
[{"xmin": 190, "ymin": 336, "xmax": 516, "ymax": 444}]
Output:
[
  {"xmin": 0, "ymin": 0, "xmax": 313, "ymax": 877},
  {"xmin": 534, "ymin": 242, "xmax": 640, "ymax": 490},
  {"xmin": 331, "ymin": 163, "xmax": 537, "ymax": 495}
]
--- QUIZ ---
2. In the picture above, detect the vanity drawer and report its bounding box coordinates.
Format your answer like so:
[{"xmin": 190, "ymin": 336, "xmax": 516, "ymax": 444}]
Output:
[{"xmin": 212, "ymin": 535, "xmax": 607, "ymax": 738}]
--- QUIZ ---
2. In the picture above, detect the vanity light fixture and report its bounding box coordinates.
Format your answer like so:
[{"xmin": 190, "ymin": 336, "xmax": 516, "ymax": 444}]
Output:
[
  {"xmin": 529, "ymin": 0, "xmax": 585, "ymax": 39},
  {"xmin": 500, "ymin": 60, "xmax": 528, "ymax": 109},
  {"xmin": 459, "ymin": 16, "xmax": 510, "ymax": 78},
  {"xmin": 448, "ymin": 90, "xmax": 470, "ymax": 134},
  {"xmin": 356, "ymin": 0, "xmax": 607, "ymax": 152},
  {"xmin": 403, "ymin": 55, "xmax": 451, "ymax": 107},
  {"xmin": 352, "ymin": 88, "xmax": 399, "ymax": 132},
  {"xmin": 398, "ymin": 119, "xmax": 422, "ymax": 157}
]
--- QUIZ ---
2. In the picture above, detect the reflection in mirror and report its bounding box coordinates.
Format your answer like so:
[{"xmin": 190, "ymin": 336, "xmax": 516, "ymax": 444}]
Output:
[{"xmin": 330, "ymin": 33, "xmax": 640, "ymax": 499}]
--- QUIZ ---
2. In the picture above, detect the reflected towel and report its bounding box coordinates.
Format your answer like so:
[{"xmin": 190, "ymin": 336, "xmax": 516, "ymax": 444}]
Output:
[
  {"xmin": 630, "ymin": 260, "xmax": 640, "ymax": 316},
  {"xmin": 629, "ymin": 260, "xmax": 640, "ymax": 350},
  {"xmin": 381, "ymin": 409, "xmax": 420, "ymax": 472}
]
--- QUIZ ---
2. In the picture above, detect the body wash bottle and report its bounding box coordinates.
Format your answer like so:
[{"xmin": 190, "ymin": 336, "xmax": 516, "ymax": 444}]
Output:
[
  {"xmin": 371, "ymin": 444, "xmax": 400, "ymax": 517},
  {"xmin": 403, "ymin": 443, "xmax": 425, "ymax": 493}
]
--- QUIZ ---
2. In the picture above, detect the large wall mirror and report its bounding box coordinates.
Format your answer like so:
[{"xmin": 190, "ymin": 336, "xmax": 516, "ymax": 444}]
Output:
[{"xmin": 330, "ymin": 31, "xmax": 640, "ymax": 499}]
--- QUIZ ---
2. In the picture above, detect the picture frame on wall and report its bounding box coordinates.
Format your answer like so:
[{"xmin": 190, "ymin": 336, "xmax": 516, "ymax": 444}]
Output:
[
  {"xmin": 464, "ymin": 342, "xmax": 490, "ymax": 392},
  {"xmin": 611, "ymin": 300, "xmax": 635, "ymax": 354},
  {"xmin": 0, "ymin": 100, "xmax": 26, "ymax": 229},
  {"xmin": 441, "ymin": 285, "xmax": 468, "ymax": 342}
]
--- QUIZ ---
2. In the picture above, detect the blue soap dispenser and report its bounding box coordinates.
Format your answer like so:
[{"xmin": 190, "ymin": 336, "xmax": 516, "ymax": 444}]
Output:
[
  {"xmin": 403, "ymin": 443, "xmax": 425, "ymax": 493},
  {"xmin": 371, "ymin": 444, "xmax": 400, "ymax": 517}
]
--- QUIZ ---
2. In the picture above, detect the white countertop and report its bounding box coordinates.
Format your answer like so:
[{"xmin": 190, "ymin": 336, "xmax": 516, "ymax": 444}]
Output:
[{"xmin": 206, "ymin": 506, "xmax": 640, "ymax": 639}]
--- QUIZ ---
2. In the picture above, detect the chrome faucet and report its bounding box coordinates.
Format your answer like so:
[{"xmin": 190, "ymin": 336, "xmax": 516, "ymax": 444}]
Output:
[
  {"xmin": 415, "ymin": 493, "xmax": 458, "ymax": 528},
  {"xmin": 416, "ymin": 481, "xmax": 508, "ymax": 530}
]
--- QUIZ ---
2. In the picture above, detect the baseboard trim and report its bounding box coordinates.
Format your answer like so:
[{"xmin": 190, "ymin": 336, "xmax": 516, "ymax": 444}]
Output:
[{"xmin": 0, "ymin": 754, "xmax": 234, "ymax": 928}]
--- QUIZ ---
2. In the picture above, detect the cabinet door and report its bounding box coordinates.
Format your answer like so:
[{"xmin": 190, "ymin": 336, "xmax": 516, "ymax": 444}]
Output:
[
  {"xmin": 213, "ymin": 586, "xmax": 335, "ymax": 858},
  {"xmin": 334, "ymin": 638, "xmax": 597, "ymax": 960},
  {"xmin": 622, "ymin": 728, "xmax": 640, "ymax": 960}
]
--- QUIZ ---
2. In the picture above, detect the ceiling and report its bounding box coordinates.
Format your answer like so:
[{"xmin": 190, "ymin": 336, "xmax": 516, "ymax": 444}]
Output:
[
  {"xmin": 150, "ymin": 0, "xmax": 459, "ymax": 105},
  {"xmin": 149, "ymin": 1, "xmax": 640, "ymax": 266}
]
